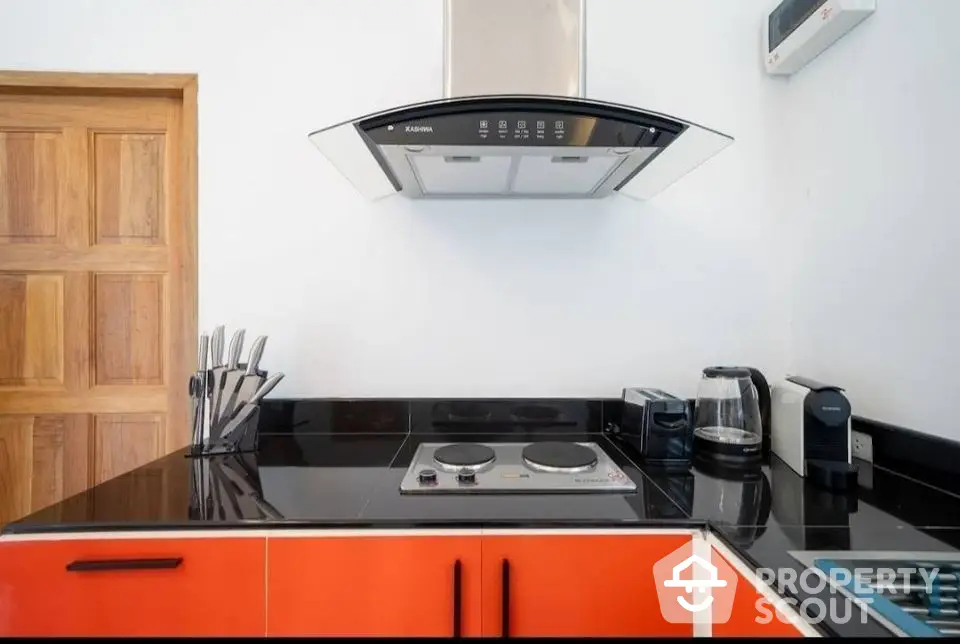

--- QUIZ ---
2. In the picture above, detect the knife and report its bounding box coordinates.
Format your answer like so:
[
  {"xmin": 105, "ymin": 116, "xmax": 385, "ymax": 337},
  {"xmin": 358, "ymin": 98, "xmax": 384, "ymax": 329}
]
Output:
[
  {"xmin": 208, "ymin": 325, "xmax": 226, "ymax": 432},
  {"xmin": 227, "ymin": 335, "xmax": 269, "ymax": 422},
  {"xmin": 214, "ymin": 329, "xmax": 247, "ymax": 435},
  {"xmin": 190, "ymin": 333, "xmax": 209, "ymax": 448},
  {"xmin": 250, "ymin": 372, "xmax": 283, "ymax": 404},
  {"xmin": 219, "ymin": 373, "xmax": 285, "ymax": 442},
  {"xmin": 212, "ymin": 327, "xmax": 245, "ymax": 428}
]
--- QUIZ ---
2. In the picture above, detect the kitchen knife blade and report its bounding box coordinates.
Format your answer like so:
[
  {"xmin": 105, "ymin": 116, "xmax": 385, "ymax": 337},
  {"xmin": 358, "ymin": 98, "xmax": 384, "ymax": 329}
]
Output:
[
  {"xmin": 217, "ymin": 403, "xmax": 259, "ymax": 443},
  {"xmin": 215, "ymin": 329, "xmax": 248, "ymax": 436},
  {"xmin": 226, "ymin": 335, "xmax": 269, "ymax": 421},
  {"xmin": 212, "ymin": 327, "xmax": 245, "ymax": 428},
  {"xmin": 217, "ymin": 373, "xmax": 285, "ymax": 446},
  {"xmin": 250, "ymin": 372, "xmax": 284, "ymax": 404},
  {"xmin": 208, "ymin": 325, "xmax": 227, "ymax": 430}
]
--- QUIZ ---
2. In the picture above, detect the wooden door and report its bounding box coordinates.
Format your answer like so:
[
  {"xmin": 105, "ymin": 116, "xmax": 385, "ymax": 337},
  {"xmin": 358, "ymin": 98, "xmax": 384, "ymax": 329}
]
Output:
[
  {"xmin": 266, "ymin": 533, "xmax": 483, "ymax": 636},
  {"xmin": 480, "ymin": 531, "xmax": 694, "ymax": 637},
  {"xmin": 0, "ymin": 73, "xmax": 197, "ymax": 527}
]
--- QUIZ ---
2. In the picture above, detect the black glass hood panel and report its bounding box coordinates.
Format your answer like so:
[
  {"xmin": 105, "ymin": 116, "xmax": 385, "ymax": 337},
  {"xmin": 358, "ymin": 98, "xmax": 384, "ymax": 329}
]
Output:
[
  {"xmin": 359, "ymin": 96, "xmax": 684, "ymax": 149},
  {"xmin": 308, "ymin": 95, "xmax": 733, "ymax": 201}
]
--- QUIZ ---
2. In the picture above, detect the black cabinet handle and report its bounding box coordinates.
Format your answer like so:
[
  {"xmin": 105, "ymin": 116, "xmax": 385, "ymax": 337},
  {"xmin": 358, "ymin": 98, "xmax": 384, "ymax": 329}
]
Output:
[
  {"xmin": 452, "ymin": 559, "xmax": 462, "ymax": 638},
  {"xmin": 501, "ymin": 558, "xmax": 510, "ymax": 638},
  {"xmin": 66, "ymin": 557, "xmax": 183, "ymax": 572}
]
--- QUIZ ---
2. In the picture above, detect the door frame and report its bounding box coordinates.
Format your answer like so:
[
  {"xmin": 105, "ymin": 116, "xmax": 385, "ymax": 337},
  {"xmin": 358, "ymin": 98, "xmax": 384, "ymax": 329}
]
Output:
[{"xmin": 0, "ymin": 70, "xmax": 199, "ymax": 449}]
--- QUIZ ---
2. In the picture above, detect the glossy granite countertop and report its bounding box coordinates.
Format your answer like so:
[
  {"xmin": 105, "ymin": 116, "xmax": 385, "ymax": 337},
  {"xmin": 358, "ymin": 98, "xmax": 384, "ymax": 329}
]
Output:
[{"xmin": 5, "ymin": 398, "xmax": 960, "ymax": 637}]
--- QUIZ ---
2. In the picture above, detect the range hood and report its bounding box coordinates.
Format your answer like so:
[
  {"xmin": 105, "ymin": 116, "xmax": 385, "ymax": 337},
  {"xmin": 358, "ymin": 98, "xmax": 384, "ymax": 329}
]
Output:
[{"xmin": 308, "ymin": 0, "xmax": 733, "ymax": 201}]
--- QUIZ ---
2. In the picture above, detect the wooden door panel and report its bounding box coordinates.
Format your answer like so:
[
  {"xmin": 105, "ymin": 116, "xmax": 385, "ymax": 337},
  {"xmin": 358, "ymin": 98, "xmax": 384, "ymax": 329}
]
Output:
[
  {"xmin": 0, "ymin": 80, "xmax": 196, "ymax": 527},
  {"xmin": 25, "ymin": 415, "xmax": 91, "ymax": 512},
  {"xmin": 481, "ymin": 532, "xmax": 693, "ymax": 637},
  {"xmin": 94, "ymin": 273, "xmax": 164, "ymax": 385},
  {"xmin": 267, "ymin": 535, "xmax": 483, "ymax": 637},
  {"xmin": 93, "ymin": 414, "xmax": 162, "ymax": 484},
  {"xmin": 93, "ymin": 132, "xmax": 165, "ymax": 245},
  {"xmin": 0, "ymin": 273, "xmax": 63, "ymax": 386},
  {"xmin": 0, "ymin": 415, "xmax": 91, "ymax": 523},
  {"xmin": 0, "ymin": 413, "xmax": 167, "ymax": 525},
  {"xmin": 0, "ymin": 130, "xmax": 62, "ymax": 244}
]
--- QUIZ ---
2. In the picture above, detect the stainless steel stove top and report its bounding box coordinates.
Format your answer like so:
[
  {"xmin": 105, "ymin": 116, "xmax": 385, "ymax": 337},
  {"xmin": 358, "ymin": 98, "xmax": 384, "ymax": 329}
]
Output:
[{"xmin": 399, "ymin": 441, "xmax": 637, "ymax": 494}]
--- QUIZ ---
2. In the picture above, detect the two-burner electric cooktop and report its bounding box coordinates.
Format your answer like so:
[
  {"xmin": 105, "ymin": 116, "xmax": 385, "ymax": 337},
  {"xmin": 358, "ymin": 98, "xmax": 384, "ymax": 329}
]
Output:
[{"xmin": 399, "ymin": 442, "xmax": 637, "ymax": 495}]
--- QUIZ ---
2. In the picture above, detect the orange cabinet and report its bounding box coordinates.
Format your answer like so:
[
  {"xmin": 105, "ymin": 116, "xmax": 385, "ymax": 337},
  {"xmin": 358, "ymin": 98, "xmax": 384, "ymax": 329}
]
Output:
[
  {"xmin": 0, "ymin": 535, "xmax": 266, "ymax": 636},
  {"xmin": 479, "ymin": 531, "xmax": 694, "ymax": 637},
  {"xmin": 266, "ymin": 532, "xmax": 482, "ymax": 637},
  {"xmin": 710, "ymin": 547, "xmax": 806, "ymax": 637}
]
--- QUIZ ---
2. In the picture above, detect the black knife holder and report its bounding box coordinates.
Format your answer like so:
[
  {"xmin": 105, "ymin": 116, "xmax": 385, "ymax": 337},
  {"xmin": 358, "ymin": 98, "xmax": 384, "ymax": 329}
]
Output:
[
  {"xmin": 187, "ymin": 404, "xmax": 261, "ymax": 457},
  {"xmin": 186, "ymin": 365, "xmax": 268, "ymax": 459}
]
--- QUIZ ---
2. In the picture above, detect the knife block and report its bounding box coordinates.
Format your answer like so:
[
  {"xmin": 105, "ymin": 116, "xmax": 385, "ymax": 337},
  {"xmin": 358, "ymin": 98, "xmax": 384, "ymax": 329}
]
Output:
[{"xmin": 187, "ymin": 401, "xmax": 262, "ymax": 458}]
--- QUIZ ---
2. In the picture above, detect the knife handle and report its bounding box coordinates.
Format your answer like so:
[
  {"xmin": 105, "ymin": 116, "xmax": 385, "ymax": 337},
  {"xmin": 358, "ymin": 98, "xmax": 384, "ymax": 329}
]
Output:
[
  {"xmin": 245, "ymin": 336, "xmax": 268, "ymax": 376},
  {"xmin": 198, "ymin": 334, "xmax": 209, "ymax": 372},
  {"xmin": 211, "ymin": 325, "xmax": 225, "ymax": 368},
  {"xmin": 227, "ymin": 329, "xmax": 246, "ymax": 369}
]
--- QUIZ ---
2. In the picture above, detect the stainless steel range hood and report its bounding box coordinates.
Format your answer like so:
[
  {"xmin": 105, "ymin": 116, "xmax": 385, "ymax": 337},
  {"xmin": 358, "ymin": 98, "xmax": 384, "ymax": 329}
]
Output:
[{"xmin": 309, "ymin": 0, "xmax": 733, "ymax": 201}]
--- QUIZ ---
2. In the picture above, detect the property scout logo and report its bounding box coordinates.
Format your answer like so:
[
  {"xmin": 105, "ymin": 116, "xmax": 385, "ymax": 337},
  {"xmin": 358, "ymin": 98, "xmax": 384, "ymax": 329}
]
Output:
[
  {"xmin": 652, "ymin": 541, "xmax": 738, "ymax": 624},
  {"xmin": 652, "ymin": 542, "xmax": 923, "ymax": 628}
]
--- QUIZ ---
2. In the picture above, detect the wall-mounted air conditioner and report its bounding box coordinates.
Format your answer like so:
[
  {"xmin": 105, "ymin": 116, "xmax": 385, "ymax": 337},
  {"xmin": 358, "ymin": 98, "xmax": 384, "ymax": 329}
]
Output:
[{"xmin": 764, "ymin": 0, "xmax": 876, "ymax": 76}]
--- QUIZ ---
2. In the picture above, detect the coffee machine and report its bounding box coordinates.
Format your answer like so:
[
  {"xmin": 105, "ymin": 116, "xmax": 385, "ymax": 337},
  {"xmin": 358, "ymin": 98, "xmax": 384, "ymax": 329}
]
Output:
[{"xmin": 770, "ymin": 376, "xmax": 858, "ymax": 491}]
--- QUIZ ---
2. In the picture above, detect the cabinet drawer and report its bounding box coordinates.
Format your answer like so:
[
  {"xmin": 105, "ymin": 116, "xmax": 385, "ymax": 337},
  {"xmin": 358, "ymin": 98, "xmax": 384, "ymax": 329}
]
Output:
[{"xmin": 0, "ymin": 535, "xmax": 266, "ymax": 636}]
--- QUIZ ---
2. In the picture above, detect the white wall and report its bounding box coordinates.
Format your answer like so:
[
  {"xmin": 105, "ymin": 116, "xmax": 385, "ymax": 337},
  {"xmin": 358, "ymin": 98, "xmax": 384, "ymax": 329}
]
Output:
[
  {"xmin": 775, "ymin": 0, "xmax": 960, "ymax": 440},
  {"xmin": 0, "ymin": 0, "xmax": 789, "ymax": 400}
]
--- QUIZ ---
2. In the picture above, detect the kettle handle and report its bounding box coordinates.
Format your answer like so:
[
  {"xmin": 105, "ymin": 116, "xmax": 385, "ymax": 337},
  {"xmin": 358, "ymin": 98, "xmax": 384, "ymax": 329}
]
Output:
[{"xmin": 746, "ymin": 368, "xmax": 772, "ymax": 445}]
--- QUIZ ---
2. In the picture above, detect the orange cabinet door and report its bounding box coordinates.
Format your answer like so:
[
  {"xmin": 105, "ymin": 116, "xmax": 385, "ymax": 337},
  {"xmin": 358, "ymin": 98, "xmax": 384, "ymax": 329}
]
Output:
[
  {"xmin": 266, "ymin": 532, "xmax": 482, "ymax": 637},
  {"xmin": 480, "ymin": 530, "xmax": 694, "ymax": 637},
  {"xmin": 0, "ymin": 535, "xmax": 266, "ymax": 636},
  {"xmin": 711, "ymin": 548, "xmax": 806, "ymax": 637}
]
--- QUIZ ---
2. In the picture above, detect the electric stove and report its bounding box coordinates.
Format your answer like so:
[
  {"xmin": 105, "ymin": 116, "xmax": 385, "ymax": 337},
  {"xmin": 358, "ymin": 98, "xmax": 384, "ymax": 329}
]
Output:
[{"xmin": 399, "ymin": 441, "xmax": 637, "ymax": 494}]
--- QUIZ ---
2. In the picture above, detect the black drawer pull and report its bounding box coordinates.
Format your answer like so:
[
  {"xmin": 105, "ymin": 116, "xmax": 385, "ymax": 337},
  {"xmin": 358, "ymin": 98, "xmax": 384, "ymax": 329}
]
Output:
[
  {"xmin": 452, "ymin": 559, "xmax": 462, "ymax": 637},
  {"xmin": 501, "ymin": 558, "xmax": 510, "ymax": 638},
  {"xmin": 66, "ymin": 557, "xmax": 183, "ymax": 572}
]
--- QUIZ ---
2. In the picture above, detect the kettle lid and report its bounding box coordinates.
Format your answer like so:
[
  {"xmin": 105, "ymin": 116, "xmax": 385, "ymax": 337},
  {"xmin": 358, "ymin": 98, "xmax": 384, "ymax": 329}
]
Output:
[{"xmin": 703, "ymin": 366, "xmax": 751, "ymax": 378}]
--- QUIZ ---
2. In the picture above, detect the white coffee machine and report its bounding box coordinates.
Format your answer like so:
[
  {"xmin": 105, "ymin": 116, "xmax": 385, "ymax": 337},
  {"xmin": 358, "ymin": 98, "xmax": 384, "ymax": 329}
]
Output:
[{"xmin": 770, "ymin": 376, "xmax": 858, "ymax": 491}]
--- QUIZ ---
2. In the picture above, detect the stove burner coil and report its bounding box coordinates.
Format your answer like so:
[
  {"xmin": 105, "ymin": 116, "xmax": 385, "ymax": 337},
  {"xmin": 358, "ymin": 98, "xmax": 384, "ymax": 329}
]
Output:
[
  {"xmin": 522, "ymin": 442, "xmax": 598, "ymax": 473},
  {"xmin": 433, "ymin": 443, "xmax": 496, "ymax": 472}
]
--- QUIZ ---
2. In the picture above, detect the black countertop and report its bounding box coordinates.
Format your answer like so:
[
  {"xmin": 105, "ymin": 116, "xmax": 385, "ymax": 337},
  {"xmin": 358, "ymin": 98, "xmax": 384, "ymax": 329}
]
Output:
[{"xmin": 5, "ymin": 398, "xmax": 960, "ymax": 637}]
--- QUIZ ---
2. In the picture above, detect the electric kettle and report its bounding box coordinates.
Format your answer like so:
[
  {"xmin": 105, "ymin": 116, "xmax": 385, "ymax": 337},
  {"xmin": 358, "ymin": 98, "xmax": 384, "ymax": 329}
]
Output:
[{"xmin": 693, "ymin": 366, "xmax": 771, "ymax": 464}]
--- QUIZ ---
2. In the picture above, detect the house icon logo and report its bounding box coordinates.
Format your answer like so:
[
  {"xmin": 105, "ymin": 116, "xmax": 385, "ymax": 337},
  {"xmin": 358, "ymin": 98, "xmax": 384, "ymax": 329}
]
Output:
[
  {"xmin": 653, "ymin": 541, "xmax": 738, "ymax": 624},
  {"xmin": 663, "ymin": 555, "xmax": 728, "ymax": 612}
]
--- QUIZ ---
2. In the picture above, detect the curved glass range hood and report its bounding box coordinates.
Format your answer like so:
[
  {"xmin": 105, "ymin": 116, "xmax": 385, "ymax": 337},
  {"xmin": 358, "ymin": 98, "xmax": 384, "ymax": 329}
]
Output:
[
  {"xmin": 308, "ymin": 0, "xmax": 734, "ymax": 201},
  {"xmin": 308, "ymin": 95, "xmax": 733, "ymax": 201}
]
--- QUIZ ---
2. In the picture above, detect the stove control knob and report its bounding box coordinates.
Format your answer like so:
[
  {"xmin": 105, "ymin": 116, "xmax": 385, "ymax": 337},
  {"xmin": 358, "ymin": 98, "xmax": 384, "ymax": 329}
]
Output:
[
  {"xmin": 418, "ymin": 469, "xmax": 438, "ymax": 485},
  {"xmin": 457, "ymin": 469, "xmax": 476, "ymax": 484}
]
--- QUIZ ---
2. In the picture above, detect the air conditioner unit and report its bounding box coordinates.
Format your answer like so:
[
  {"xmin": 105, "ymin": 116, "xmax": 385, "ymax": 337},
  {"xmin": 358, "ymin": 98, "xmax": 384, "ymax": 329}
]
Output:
[{"xmin": 764, "ymin": 0, "xmax": 876, "ymax": 76}]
